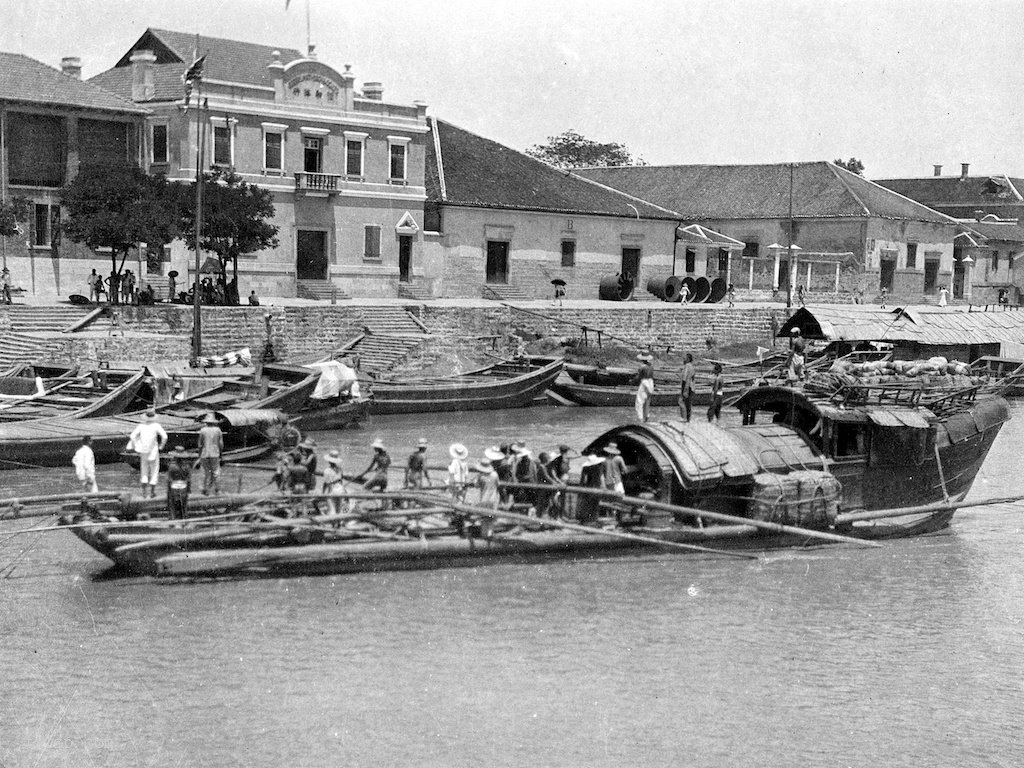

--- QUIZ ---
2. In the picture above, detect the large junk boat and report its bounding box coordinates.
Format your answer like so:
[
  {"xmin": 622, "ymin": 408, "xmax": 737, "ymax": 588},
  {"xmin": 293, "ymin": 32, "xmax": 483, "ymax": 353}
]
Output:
[{"xmin": 62, "ymin": 378, "xmax": 1011, "ymax": 579}]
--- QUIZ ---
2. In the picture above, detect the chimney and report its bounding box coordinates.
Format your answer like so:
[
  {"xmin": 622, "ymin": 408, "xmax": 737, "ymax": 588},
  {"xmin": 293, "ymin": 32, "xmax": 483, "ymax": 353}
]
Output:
[
  {"xmin": 307, "ymin": 43, "xmax": 317, "ymax": 60},
  {"xmin": 129, "ymin": 49, "xmax": 157, "ymax": 101},
  {"xmin": 340, "ymin": 64, "xmax": 355, "ymax": 110},
  {"xmin": 363, "ymin": 81, "xmax": 383, "ymax": 101},
  {"xmin": 60, "ymin": 56, "xmax": 82, "ymax": 79},
  {"xmin": 267, "ymin": 50, "xmax": 285, "ymax": 101},
  {"xmin": 961, "ymin": 162, "xmax": 970, "ymax": 179},
  {"xmin": 933, "ymin": 164, "xmax": 942, "ymax": 177}
]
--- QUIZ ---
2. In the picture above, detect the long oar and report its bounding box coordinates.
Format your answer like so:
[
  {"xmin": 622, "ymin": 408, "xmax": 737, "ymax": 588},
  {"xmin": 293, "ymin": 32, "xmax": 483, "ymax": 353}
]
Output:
[
  {"xmin": 835, "ymin": 493, "xmax": 1024, "ymax": 524},
  {"xmin": 501, "ymin": 481, "xmax": 881, "ymax": 548},
  {"xmin": 404, "ymin": 492, "xmax": 758, "ymax": 560}
]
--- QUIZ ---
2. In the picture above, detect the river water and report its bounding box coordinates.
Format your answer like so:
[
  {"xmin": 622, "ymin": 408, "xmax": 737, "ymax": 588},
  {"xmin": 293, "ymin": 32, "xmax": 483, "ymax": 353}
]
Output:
[{"xmin": 2, "ymin": 402, "xmax": 1023, "ymax": 767}]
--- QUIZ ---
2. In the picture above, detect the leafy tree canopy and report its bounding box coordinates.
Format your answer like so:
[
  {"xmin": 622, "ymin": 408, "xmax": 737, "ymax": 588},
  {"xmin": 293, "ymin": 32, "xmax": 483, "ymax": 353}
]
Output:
[
  {"xmin": 180, "ymin": 167, "xmax": 279, "ymax": 279},
  {"xmin": 61, "ymin": 163, "xmax": 180, "ymax": 272},
  {"xmin": 0, "ymin": 197, "xmax": 30, "ymax": 238},
  {"xmin": 834, "ymin": 157, "xmax": 865, "ymax": 176},
  {"xmin": 526, "ymin": 129, "xmax": 644, "ymax": 169}
]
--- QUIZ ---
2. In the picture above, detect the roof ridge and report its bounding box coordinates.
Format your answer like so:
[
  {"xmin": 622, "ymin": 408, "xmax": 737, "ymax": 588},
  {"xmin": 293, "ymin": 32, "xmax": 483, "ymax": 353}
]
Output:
[
  {"xmin": 578, "ymin": 160, "xmax": 824, "ymax": 172},
  {"xmin": 831, "ymin": 162, "xmax": 963, "ymax": 225},
  {"xmin": 999, "ymin": 174, "xmax": 1024, "ymax": 201},
  {"xmin": 825, "ymin": 162, "xmax": 871, "ymax": 217},
  {"xmin": 148, "ymin": 28, "xmax": 303, "ymax": 57},
  {"xmin": 8, "ymin": 52, "xmax": 149, "ymax": 113},
  {"xmin": 567, "ymin": 170, "xmax": 682, "ymax": 218},
  {"xmin": 429, "ymin": 116, "xmax": 447, "ymax": 201}
]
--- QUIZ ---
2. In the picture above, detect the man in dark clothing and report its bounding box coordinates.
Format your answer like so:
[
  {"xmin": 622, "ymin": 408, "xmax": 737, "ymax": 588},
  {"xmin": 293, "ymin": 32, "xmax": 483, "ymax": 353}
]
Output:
[
  {"xmin": 166, "ymin": 446, "xmax": 191, "ymax": 520},
  {"xmin": 359, "ymin": 438, "xmax": 391, "ymax": 492},
  {"xmin": 286, "ymin": 452, "xmax": 312, "ymax": 494},
  {"xmin": 405, "ymin": 438, "xmax": 430, "ymax": 489}
]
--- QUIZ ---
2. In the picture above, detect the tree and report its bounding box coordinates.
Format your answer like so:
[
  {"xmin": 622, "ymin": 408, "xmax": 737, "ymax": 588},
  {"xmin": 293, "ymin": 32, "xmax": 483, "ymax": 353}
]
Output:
[
  {"xmin": 179, "ymin": 167, "xmax": 278, "ymax": 304},
  {"xmin": 834, "ymin": 158, "xmax": 865, "ymax": 176},
  {"xmin": 0, "ymin": 197, "xmax": 30, "ymax": 238},
  {"xmin": 61, "ymin": 163, "xmax": 181, "ymax": 302},
  {"xmin": 526, "ymin": 129, "xmax": 643, "ymax": 169}
]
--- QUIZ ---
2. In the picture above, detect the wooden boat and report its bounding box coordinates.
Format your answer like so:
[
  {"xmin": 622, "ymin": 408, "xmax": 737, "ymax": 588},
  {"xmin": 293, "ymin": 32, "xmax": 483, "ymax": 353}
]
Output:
[
  {"xmin": 259, "ymin": 362, "xmax": 370, "ymax": 430},
  {"xmin": 0, "ymin": 365, "xmax": 322, "ymax": 470},
  {"xmin": 367, "ymin": 358, "xmax": 564, "ymax": 415},
  {"xmin": 0, "ymin": 364, "xmax": 148, "ymax": 422},
  {"xmin": 60, "ymin": 374, "xmax": 1011, "ymax": 579},
  {"xmin": 969, "ymin": 355, "xmax": 1024, "ymax": 396},
  {"xmin": 550, "ymin": 375, "xmax": 751, "ymax": 408}
]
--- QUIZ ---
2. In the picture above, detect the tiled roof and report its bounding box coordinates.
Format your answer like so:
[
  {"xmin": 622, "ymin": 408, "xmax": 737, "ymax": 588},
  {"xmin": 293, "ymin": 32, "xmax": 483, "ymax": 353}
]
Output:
[
  {"xmin": 426, "ymin": 118, "xmax": 679, "ymax": 220},
  {"xmin": 782, "ymin": 305, "xmax": 1024, "ymax": 345},
  {"xmin": 874, "ymin": 175, "xmax": 1024, "ymax": 209},
  {"xmin": 0, "ymin": 51, "xmax": 147, "ymax": 114},
  {"xmin": 959, "ymin": 220, "xmax": 1024, "ymax": 244},
  {"xmin": 577, "ymin": 162, "xmax": 954, "ymax": 225},
  {"xmin": 90, "ymin": 28, "xmax": 304, "ymax": 101},
  {"xmin": 88, "ymin": 63, "xmax": 191, "ymax": 103}
]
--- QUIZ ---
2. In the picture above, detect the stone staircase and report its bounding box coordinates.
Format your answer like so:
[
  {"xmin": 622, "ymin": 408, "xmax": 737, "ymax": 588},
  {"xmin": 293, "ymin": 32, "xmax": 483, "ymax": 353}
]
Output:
[
  {"xmin": 483, "ymin": 283, "xmax": 531, "ymax": 301},
  {"xmin": 296, "ymin": 279, "xmax": 351, "ymax": 302},
  {"xmin": 0, "ymin": 332, "xmax": 65, "ymax": 370},
  {"xmin": 397, "ymin": 281, "xmax": 433, "ymax": 301},
  {"xmin": 341, "ymin": 334, "xmax": 429, "ymax": 374},
  {"xmin": 1, "ymin": 305, "xmax": 95, "ymax": 332},
  {"xmin": 362, "ymin": 306, "xmax": 428, "ymax": 335}
]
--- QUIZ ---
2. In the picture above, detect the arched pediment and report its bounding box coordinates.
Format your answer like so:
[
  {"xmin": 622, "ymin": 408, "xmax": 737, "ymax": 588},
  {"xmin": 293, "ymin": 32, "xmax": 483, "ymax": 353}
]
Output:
[{"xmin": 283, "ymin": 60, "xmax": 345, "ymax": 105}]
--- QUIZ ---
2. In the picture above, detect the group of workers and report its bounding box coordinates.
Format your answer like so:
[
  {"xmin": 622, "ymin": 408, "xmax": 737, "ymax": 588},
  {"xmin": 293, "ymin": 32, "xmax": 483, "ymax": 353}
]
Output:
[
  {"xmin": 634, "ymin": 352, "xmax": 726, "ymax": 424},
  {"xmin": 71, "ymin": 407, "xmax": 226, "ymax": 520}
]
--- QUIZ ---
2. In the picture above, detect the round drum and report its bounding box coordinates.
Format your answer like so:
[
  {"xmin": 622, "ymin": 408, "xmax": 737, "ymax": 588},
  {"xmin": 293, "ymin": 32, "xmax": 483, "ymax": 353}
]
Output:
[{"xmin": 692, "ymin": 277, "xmax": 712, "ymax": 303}]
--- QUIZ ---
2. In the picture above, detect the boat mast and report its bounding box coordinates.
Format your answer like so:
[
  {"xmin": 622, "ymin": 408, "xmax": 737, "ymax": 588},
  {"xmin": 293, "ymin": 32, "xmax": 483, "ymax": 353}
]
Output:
[
  {"xmin": 192, "ymin": 76, "xmax": 205, "ymax": 359},
  {"xmin": 786, "ymin": 162, "xmax": 794, "ymax": 309}
]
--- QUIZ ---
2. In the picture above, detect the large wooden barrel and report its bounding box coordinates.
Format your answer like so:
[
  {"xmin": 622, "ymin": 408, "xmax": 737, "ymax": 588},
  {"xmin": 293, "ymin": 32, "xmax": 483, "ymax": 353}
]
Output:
[
  {"xmin": 645, "ymin": 276, "xmax": 681, "ymax": 302},
  {"xmin": 680, "ymin": 277, "xmax": 697, "ymax": 303},
  {"xmin": 599, "ymin": 274, "xmax": 634, "ymax": 301},
  {"xmin": 692, "ymin": 277, "xmax": 712, "ymax": 303},
  {"xmin": 708, "ymin": 278, "xmax": 727, "ymax": 304}
]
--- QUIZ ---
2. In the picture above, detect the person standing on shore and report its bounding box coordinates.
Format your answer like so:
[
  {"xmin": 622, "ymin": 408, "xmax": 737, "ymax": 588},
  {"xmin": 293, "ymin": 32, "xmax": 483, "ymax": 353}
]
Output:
[
  {"xmin": 197, "ymin": 413, "xmax": 224, "ymax": 495},
  {"xmin": 787, "ymin": 328, "xmax": 806, "ymax": 384},
  {"xmin": 128, "ymin": 408, "xmax": 167, "ymax": 498},
  {"xmin": 726, "ymin": 283, "xmax": 735, "ymax": 308},
  {"xmin": 87, "ymin": 268, "xmax": 101, "ymax": 303},
  {"xmin": 72, "ymin": 436, "xmax": 98, "ymax": 493},
  {"xmin": 938, "ymin": 285, "xmax": 948, "ymax": 307},
  {"xmin": 679, "ymin": 353, "xmax": 697, "ymax": 422},
  {"xmin": 166, "ymin": 446, "xmax": 191, "ymax": 519},
  {"xmin": 602, "ymin": 443, "xmax": 627, "ymax": 495},
  {"xmin": 634, "ymin": 353, "xmax": 655, "ymax": 422}
]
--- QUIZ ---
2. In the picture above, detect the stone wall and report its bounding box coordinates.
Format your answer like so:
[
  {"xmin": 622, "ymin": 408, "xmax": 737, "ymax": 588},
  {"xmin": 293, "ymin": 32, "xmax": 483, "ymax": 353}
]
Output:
[
  {"xmin": 45, "ymin": 302, "xmax": 788, "ymax": 365},
  {"xmin": 420, "ymin": 304, "xmax": 785, "ymax": 355}
]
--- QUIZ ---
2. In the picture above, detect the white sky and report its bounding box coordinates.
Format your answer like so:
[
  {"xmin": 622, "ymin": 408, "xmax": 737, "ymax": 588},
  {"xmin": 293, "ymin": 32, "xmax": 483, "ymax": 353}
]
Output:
[{"xmin": 3, "ymin": 0, "xmax": 1022, "ymax": 178}]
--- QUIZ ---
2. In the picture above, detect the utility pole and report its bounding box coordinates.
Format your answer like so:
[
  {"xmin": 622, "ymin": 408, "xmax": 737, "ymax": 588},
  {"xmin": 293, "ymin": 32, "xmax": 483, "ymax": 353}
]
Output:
[
  {"xmin": 786, "ymin": 162, "xmax": 795, "ymax": 309},
  {"xmin": 191, "ymin": 84, "xmax": 205, "ymax": 359}
]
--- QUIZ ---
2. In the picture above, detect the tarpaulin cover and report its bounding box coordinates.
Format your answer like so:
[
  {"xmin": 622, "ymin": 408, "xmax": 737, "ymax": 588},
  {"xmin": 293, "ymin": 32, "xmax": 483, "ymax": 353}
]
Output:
[
  {"xmin": 305, "ymin": 360, "xmax": 360, "ymax": 400},
  {"xmin": 212, "ymin": 409, "xmax": 284, "ymax": 428},
  {"xmin": 865, "ymin": 407, "xmax": 932, "ymax": 429},
  {"xmin": 195, "ymin": 347, "xmax": 252, "ymax": 368}
]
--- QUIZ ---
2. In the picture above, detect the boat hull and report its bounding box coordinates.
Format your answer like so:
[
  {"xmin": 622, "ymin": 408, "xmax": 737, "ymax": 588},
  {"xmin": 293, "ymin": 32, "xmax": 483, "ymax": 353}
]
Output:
[{"xmin": 369, "ymin": 359, "xmax": 564, "ymax": 415}]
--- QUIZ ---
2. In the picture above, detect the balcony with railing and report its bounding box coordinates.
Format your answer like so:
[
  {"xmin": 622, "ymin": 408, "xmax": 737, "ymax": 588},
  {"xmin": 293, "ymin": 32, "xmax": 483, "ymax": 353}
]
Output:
[{"xmin": 294, "ymin": 172, "xmax": 342, "ymax": 194}]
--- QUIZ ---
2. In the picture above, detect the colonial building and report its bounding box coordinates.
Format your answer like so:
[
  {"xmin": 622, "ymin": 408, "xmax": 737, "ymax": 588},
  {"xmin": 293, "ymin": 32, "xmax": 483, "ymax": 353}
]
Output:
[
  {"xmin": 875, "ymin": 166, "xmax": 1024, "ymax": 303},
  {"xmin": 578, "ymin": 162, "xmax": 966, "ymax": 302},
  {"xmin": 422, "ymin": 118, "xmax": 689, "ymax": 299},
  {"xmin": 89, "ymin": 29, "xmax": 429, "ymax": 298},
  {"xmin": 0, "ymin": 51, "xmax": 148, "ymax": 300}
]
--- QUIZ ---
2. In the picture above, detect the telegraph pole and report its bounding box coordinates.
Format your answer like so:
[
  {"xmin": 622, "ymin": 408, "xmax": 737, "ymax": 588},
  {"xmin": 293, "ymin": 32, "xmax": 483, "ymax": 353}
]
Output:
[{"xmin": 786, "ymin": 162, "xmax": 795, "ymax": 309}]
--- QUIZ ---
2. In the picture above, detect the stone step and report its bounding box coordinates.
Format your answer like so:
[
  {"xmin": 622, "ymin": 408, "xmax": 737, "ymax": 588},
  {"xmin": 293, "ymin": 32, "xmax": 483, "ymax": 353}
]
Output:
[
  {"xmin": 361, "ymin": 306, "xmax": 427, "ymax": 335},
  {"xmin": 482, "ymin": 283, "xmax": 531, "ymax": 301},
  {"xmin": 397, "ymin": 282, "xmax": 433, "ymax": 301},
  {"xmin": 296, "ymin": 280, "xmax": 351, "ymax": 301}
]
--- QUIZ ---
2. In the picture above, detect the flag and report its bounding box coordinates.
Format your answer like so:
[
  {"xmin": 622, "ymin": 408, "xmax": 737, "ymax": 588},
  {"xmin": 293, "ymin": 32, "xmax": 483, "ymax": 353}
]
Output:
[
  {"xmin": 756, "ymin": 346, "xmax": 769, "ymax": 362},
  {"xmin": 183, "ymin": 54, "xmax": 206, "ymax": 86},
  {"xmin": 285, "ymin": 0, "xmax": 291, "ymax": 8}
]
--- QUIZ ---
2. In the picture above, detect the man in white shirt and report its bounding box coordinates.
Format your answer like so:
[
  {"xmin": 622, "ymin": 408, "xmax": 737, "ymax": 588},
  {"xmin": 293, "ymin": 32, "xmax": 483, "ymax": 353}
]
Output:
[
  {"xmin": 128, "ymin": 409, "xmax": 168, "ymax": 498},
  {"xmin": 72, "ymin": 436, "xmax": 98, "ymax": 493}
]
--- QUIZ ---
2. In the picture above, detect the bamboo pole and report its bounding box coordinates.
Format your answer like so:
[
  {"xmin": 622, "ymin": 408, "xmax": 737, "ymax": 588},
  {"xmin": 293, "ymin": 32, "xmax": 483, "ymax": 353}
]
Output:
[
  {"xmin": 835, "ymin": 494, "xmax": 1024, "ymax": 524},
  {"xmin": 501, "ymin": 481, "xmax": 881, "ymax": 548},
  {"xmin": 404, "ymin": 493, "xmax": 759, "ymax": 560}
]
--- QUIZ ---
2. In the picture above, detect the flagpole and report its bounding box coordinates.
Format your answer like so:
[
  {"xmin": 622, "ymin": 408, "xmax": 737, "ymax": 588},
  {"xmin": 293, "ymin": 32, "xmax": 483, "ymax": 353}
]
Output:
[{"xmin": 192, "ymin": 81, "xmax": 204, "ymax": 359}]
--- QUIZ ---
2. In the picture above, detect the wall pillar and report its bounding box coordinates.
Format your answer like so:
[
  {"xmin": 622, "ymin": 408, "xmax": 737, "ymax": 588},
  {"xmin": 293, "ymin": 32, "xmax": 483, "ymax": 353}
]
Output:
[
  {"xmin": 773, "ymin": 251, "xmax": 781, "ymax": 289},
  {"xmin": 748, "ymin": 259, "xmax": 754, "ymax": 290}
]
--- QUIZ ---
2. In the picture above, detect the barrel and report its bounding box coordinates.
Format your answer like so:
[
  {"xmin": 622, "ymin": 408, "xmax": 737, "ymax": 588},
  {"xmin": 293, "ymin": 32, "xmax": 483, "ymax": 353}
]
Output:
[
  {"xmin": 707, "ymin": 278, "xmax": 727, "ymax": 304},
  {"xmin": 692, "ymin": 277, "xmax": 712, "ymax": 303},
  {"xmin": 680, "ymin": 277, "xmax": 697, "ymax": 303},
  {"xmin": 666, "ymin": 275, "xmax": 683, "ymax": 303},
  {"xmin": 599, "ymin": 274, "xmax": 634, "ymax": 301},
  {"xmin": 645, "ymin": 276, "xmax": 681, "ymax": 302}
]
